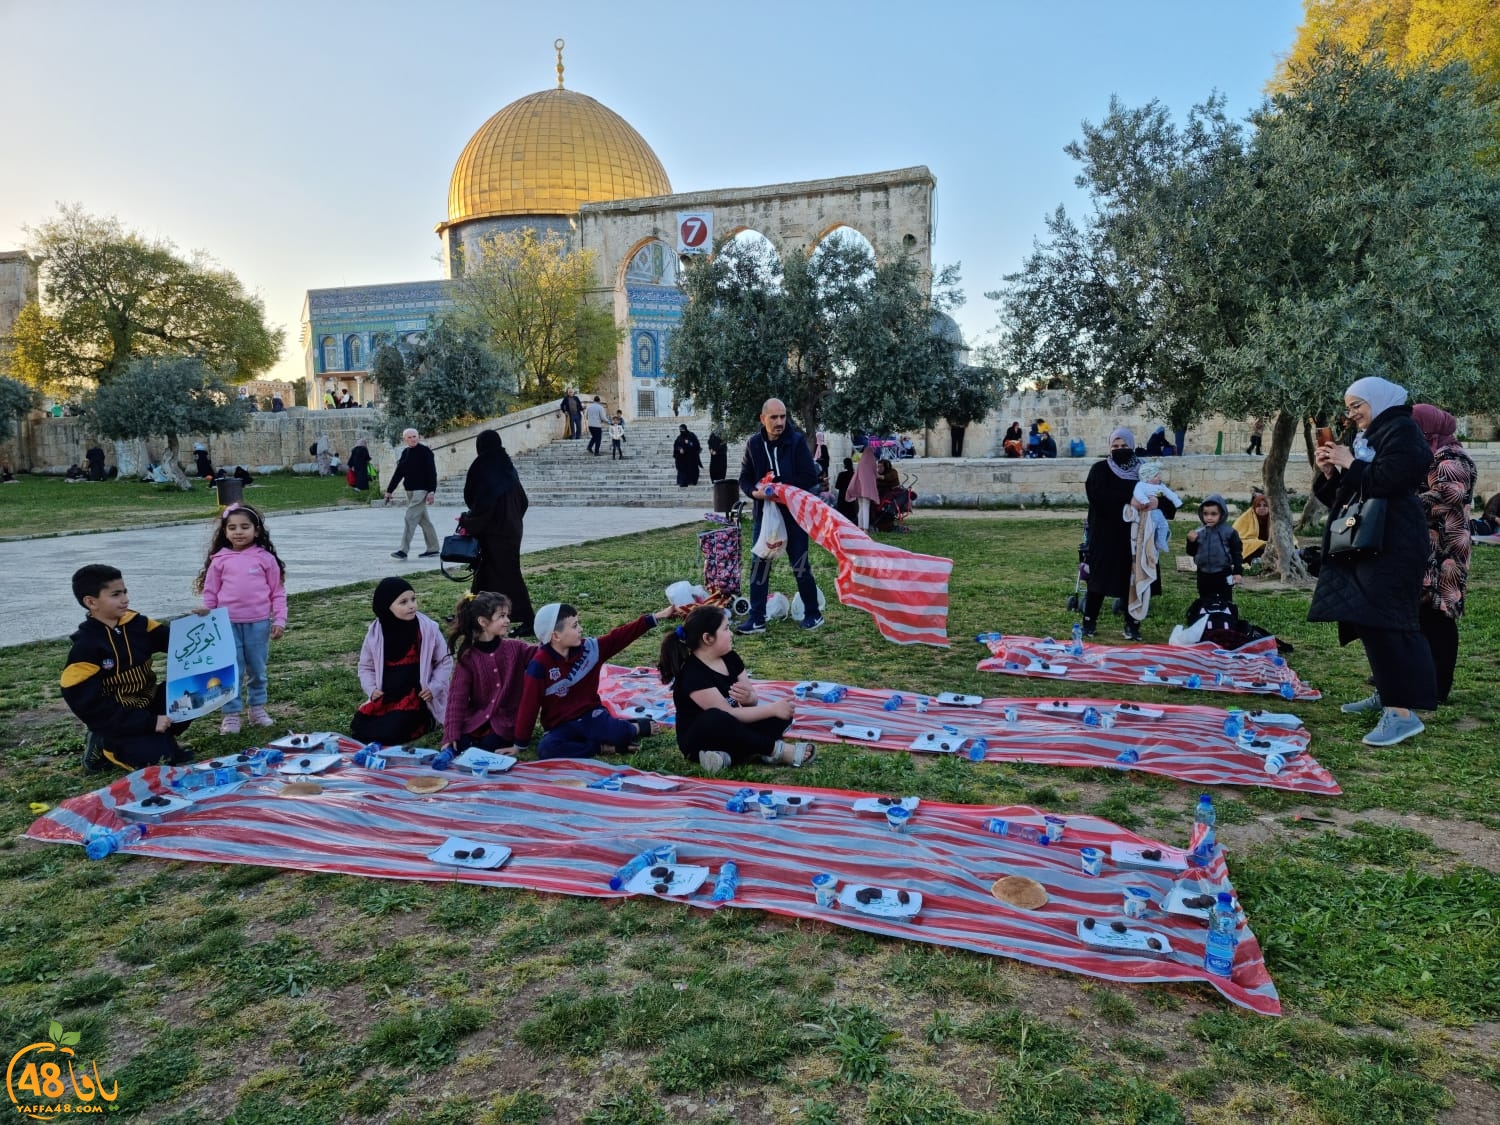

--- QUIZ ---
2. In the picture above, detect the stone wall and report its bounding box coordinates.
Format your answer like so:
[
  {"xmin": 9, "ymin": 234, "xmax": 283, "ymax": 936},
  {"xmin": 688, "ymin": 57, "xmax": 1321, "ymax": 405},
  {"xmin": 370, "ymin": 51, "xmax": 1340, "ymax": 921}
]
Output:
[
  {"xmin": 2, "ymin": 401, "xmax": 564, "ymax": 479},
  {"xmin": 887, "ymin": 450, "xmax": 1500, "ymax": 507}
]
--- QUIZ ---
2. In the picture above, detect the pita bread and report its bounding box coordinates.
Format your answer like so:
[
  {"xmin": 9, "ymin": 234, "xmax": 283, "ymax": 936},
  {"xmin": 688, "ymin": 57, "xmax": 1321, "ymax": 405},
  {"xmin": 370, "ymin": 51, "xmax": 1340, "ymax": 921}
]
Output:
[
  {"xmin": 279, "ymin": 781, "xmax": 323, "ymax": 798},
  {"xmin": 405, "ymin": 776, "xmax": 448, "ymax": 794},
  {"xmin": 991, "ymin": 875, "xmax": 1048, "ymax": 910}
]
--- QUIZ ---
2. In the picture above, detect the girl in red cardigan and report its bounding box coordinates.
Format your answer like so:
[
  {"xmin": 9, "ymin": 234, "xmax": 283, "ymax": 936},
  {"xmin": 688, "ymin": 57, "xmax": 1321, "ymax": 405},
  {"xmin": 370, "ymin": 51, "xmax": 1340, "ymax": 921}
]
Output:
[{"xmin": 441, "ymin": 592, "xmax": 535, "ymax": 752}]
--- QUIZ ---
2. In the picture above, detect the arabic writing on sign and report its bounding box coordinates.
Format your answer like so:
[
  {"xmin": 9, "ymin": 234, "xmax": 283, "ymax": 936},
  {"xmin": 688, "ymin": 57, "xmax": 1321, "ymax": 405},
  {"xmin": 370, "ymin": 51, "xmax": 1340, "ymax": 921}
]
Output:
[{"xmin": 173, "ymin": 617, "xmax": 224, "ymax": 669}]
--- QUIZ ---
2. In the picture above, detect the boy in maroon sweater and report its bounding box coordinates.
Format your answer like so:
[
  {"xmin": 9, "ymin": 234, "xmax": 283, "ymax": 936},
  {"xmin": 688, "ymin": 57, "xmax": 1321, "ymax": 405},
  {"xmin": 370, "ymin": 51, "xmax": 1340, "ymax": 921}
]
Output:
[{"xmin": 513, "ymin": 601, "xmax": 682, "ymax": 759}]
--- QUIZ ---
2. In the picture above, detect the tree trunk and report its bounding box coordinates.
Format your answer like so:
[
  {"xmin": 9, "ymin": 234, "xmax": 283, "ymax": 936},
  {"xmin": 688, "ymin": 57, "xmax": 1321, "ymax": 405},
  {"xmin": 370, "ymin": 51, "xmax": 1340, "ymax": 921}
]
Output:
[
  {"xmin": 113, "ymin": 438, "xmax": 149, "ymax": 481},
  {"xmin": 163, "ymin": 434, "xmax": 193, "ymax": 491},
  {"xmin": 1293, "ymin": 419, "xmax": 1327, "ymax": 533},
  {"xmin": 1261, "ymin": 409, "xmax": 1311, "ymax": 582}
]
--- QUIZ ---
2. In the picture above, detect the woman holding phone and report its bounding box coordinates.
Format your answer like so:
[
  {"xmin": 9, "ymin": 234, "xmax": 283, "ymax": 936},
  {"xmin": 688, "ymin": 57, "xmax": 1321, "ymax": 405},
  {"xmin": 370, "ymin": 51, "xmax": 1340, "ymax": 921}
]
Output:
[{"xmin": 1307, "ymin": 377, "xmax": 1434, "ymax": 747}]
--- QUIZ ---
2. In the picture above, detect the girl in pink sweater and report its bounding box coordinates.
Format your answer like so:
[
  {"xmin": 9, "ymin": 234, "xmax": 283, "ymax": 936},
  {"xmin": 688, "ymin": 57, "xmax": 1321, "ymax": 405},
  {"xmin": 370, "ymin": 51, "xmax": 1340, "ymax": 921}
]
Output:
[
  {"xmin": 442, "ymin": 592, "xmax": 535, "ymax": 752},
  {"xmin": 194, "ymin": 504, "xmax": 288, "ymax": 734}
]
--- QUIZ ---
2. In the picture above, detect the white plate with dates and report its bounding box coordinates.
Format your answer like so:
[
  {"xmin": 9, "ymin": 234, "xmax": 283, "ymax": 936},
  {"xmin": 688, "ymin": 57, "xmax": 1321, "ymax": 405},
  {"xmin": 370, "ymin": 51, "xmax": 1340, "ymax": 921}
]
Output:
[
  {"xmin": 1076, "ymin": 918, "xmax": 1175, "ymax": 956},
  {"xmin": 625, "ymin": 863, "xmax": 710, "ymax": 897},
  {"xmin": 851, "ymin": 796, "xmax": 921, "ymax": 813},
  {"xmin": 909, "ymin": 731, "xmax": 962, "ymax": 754},
  {"xmin": 277, "ymin": 753, "xmax": 343, "ymax": 776},
  {"xmin": 1111, "ymin": 842, "xmax": 1189, "ymax": 873},
  {"xmin": 936, "ymin": 692, "xmax": 984, "ymax": 706},
  {"xmin": 453, "ymin": 749, "xmax": 518, "ymax": 773},
  {"xmin": 267, "ymin": 732, "xmax": 342, "ymax": 752},
  {"xmin": 427, "ymin": 836, "xmax": 511, "ymax": 870},
  {"xmin": 839, "ymin": 884, "xmax": 922, "ymax": 919},
  {"xmin": 829, "ymin": 720, "xmax": 881, "ymax": 742}
]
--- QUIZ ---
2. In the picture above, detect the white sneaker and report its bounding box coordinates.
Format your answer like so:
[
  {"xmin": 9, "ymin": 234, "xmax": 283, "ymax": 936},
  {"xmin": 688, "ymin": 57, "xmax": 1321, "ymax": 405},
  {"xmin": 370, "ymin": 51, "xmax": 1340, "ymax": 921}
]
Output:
[{"xmin": 697, "ymin": 750, "xmax": 731, "ymax": 775}]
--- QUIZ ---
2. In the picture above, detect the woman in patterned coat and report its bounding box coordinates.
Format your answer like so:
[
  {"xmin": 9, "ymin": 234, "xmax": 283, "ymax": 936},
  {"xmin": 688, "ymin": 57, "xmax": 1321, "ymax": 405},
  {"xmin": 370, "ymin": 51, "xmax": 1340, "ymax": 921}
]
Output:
[{"xmin": 1412, "ymin": 405, "xmax": 1476, "ymax": 705}]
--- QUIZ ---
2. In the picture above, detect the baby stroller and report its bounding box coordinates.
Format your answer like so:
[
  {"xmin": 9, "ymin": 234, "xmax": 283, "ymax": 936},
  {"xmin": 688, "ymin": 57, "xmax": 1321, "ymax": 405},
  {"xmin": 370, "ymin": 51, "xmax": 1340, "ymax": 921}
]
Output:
[{"xmin": 1066, "ymin": 518, "xmax": 1090, "ymax": 611}]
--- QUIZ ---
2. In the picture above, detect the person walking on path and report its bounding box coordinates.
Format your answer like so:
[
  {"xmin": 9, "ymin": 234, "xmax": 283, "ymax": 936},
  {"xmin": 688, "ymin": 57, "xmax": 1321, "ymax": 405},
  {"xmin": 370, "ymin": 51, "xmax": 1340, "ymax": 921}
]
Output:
[
  {"xmin": 1246, "ymin": 418, "xmax": 1265, "ymax": 455},
  {"xmin": 736, "ymin": 398, "xmax": 824, "ymax": 633},
  {"xmin": 384, "ymin": 428, "xmax": 440, "ymax": 560},
  {"xmin": 347, "ymin": 436, "xmax": 372, "ymax": 492},
  {"xmin": 674, "ymin": 424, "xmax": 702, "ymax": 486},
  {"xmin": 562, "ymin": 390, "xmax": 584, "ymax": 441},
  {"xmin": 585, "ymin": 396, "xmax": 608, "ymax": 456},
  {"xmin": 463, "ymin": 429, "xmax": 535, "ymax": 635},
  {"xmin": 609, "ymin": 413, "xmax": 626, "ymax": 461}
]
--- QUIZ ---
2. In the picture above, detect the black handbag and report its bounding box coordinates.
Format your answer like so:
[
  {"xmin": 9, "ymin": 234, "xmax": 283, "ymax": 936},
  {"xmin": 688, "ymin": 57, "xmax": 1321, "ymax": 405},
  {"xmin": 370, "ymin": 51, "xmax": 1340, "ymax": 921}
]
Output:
[
  {"xmin": 1327, "ymin": 492, "xmax": 1386, "ymax": 558},
  {"xmin": 439, "ymin": 516, "xmax": 482, "ymax": 582}
]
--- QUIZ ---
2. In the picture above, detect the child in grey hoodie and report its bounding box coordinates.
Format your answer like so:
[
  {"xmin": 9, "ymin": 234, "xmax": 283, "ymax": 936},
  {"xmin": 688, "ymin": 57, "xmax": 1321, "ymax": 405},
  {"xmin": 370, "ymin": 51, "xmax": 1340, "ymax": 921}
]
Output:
[{"xmin": 1185, "ymin": 494, "xmax": 1243, "ymax": 605}]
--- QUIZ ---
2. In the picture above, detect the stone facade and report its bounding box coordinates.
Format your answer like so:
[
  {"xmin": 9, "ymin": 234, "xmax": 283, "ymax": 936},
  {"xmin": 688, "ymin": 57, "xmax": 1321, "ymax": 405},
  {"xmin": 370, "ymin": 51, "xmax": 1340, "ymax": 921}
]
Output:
[
  {"xmin": 300, "ymin": 280, "xmax": 456, "ymax": 409},
  {"xmin": 578, "ymin": 167, "xmax": 935, "ymax": 420},
  {"xmin": 0, "ymin": 251, "xmax": 38, "ymax": 339}
]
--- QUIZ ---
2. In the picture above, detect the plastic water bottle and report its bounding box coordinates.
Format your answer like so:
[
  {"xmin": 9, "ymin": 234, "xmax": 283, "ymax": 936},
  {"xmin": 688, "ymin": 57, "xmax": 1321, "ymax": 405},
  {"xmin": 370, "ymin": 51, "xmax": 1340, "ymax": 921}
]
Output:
[
  {"xmin": 982, "ymin": 819, "xmax": 1052, "ymax": 845},
  {"xmin": 354, "ymin": 748, "xmax": 387, "ymax": 769},
  {"xmin": 608, "ymin": 847, "xmax": 662, "ymax": 891},
  {"xmin": 1081, "ymin": 707, "xmax": 1101, "ymax": 727},
  {"xmin": 430, "ymin": 748, "xmax": 456, "ymax": 771},
  {"xmin": 710, "ymin": 862, "xmax": 739, "ymax": 902},
  {"xmin": 1203, "ymin": 892, "xmax": 1238, "ymax": 977},
  {"xmin": 1279, "ymin": 682, "xmax": 1296, "ymax": 700},
  {"xmin": 1071, "ymin": 622, "xmax": 1084, "ymax": 656},
  {"xmin": 1223, "ymin": 711, "xmax": 1243, "ymax": 738},
  {"xmin": 85, "ymin": 824, "xmax": 148, "ymax": 860},
  {"xmin": 587, "ymin": 771, "xmax": 627, "ymax": 790},
  {"xmin": 1191, "ymin": 794, "xmax": 1217, "ymax": 865},
  {"xmin": 1115, "ymin": 748, "xmax": 1140, "ymax": 765},
  {"xmin": 1215, "ymin": 672, "xmax": 1237, "ymax": 688},
  {"xmin": 966, "ymin": 737, "xmax": 988, "ymax": 762},
  {"xmin": 883, "ymin": 693, "xmax": 904, "ymax": 712},
  {"xmin": 1185, "ymin": 674, "xmax": 1202, "ymax": 690}
]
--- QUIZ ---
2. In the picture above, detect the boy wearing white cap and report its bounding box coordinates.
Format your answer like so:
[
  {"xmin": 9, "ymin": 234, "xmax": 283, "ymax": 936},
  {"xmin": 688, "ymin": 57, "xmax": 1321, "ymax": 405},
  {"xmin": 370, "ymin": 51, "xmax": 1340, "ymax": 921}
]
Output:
[{"xmin": 513, "ymin": 601, "xmax": 683, "ymax": 759}]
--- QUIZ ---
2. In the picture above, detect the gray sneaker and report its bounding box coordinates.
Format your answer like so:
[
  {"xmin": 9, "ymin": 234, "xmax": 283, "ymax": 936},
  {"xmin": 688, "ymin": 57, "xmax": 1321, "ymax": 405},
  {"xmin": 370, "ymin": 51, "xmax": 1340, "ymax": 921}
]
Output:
[
  {"xmin": 1340, "ymin": 691, "xmax": 1382, "ymax": 715},
  {"xmin": 1362, "ymin": 709, "xmax": 1425, "ymax": 747},
  {"xmin": 697, "ymin": 750, "xmax": 731, "ymax": 775}
]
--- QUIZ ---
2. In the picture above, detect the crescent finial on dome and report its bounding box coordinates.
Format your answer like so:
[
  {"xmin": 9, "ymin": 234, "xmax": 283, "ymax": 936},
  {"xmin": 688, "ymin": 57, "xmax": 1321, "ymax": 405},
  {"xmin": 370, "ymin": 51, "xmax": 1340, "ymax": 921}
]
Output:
[{"xmin": 555, "ymin": 38, "xmax": 565, "ymax": 89}]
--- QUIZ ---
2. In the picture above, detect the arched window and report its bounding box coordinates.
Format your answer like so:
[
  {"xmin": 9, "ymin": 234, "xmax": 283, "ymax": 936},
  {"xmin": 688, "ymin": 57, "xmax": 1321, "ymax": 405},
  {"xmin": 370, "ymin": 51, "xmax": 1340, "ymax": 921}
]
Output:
[
  {"xmin": 321, "ymin": 336, "xmax": 339, "ymax": 371},
  {"xmin": 346, "ymin": 335, "xmax": 364, "ymax": 370}
]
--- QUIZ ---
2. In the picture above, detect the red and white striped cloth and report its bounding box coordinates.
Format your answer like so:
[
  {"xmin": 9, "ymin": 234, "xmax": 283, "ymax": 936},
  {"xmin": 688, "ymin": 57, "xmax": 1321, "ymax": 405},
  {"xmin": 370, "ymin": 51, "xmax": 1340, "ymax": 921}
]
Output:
[
  {"xmin": 772, "ymin": 484, "xmax": 952, "ymax": 646},
  {"xmin": 26, "ymin": 758, "xmax": 1280, "ymax": 1015}
]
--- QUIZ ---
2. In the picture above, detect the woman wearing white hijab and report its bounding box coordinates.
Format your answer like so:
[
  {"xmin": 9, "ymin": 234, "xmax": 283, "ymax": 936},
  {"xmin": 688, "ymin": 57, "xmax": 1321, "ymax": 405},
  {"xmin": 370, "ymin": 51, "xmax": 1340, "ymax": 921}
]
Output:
[{"xmin": 1308, "ymin": 376, "xmax": 1435, "ymax": 746}]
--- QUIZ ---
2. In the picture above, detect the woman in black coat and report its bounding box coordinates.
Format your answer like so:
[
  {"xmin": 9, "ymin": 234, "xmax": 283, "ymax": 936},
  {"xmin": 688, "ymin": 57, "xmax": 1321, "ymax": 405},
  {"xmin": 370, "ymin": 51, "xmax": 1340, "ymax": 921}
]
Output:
[
  {"xmin": 707, "ymin": 433, "xmax": 728, "ymax": 483},
  {"xmin": 673, "ymin": 425, "xmax": 702, "ymax": 487},
  {"xmin": 463, "ymin": 430, "xmax": 535, "ymax": 635},
  {"xmin": 346, "ymin": 438, "xmax": 372, "ymax": 491},
  {"xmin": 1082, "ymin": 427, "xmax": 1175, "ymax": 641},
  {"xmin": 1309, "ymin": 376, "xmax": 1434, "ymax": 746}
]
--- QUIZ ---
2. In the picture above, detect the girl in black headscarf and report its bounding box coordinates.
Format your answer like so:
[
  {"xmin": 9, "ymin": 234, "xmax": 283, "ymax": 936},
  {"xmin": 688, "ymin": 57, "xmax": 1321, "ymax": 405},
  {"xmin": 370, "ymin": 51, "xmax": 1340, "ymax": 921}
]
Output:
[
  {"xmin": 352, "ymin": 577, "xmax": 451, "ymax": 745},
  {"xmin": 463, "ymin": 430, "xmax": 535, "ymax": 635}
]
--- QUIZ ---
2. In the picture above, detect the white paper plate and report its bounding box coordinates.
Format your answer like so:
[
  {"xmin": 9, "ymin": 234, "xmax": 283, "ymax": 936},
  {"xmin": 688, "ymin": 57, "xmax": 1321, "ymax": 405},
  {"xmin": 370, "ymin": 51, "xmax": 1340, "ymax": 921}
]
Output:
[
  {"xmin": 936, "ymin": 692, "xmax": 984, "ymax": 706},
  {"xmin": 829, "ymin": 720, "xmax": 881, "ymax": 742},
  {"xmin": 839, "ymin": 884, "xmax": 922, "ymax": 918},
  {"xmin": 1138, "ymin": 672, "xmax": 1187, "ymax": 686},
  {"xmin": 452, "ymin": 748, "xmax": 518, "ymax": 773},
  {"xmin": 277, "ymin": 753, "xmax": 343, "ymax": 776},
  {"xmin": 1110, "ymin": 842, "xmax": 1189, "ymax": 873},
  {"xmin": 909, "ymin": 731, "xmax": 962, "ymax": 754},
  {"xmin": 1112, "ymin": 703, "xmax": 1164, "ymax": 719},
  {"xmin": 852, "ymin": 796, "xmax": 921, "ymax": 813},
  {"xmin": 620, "ymin": 773, "xmax": 681, "ymax": 792},
  {"xmin": 768, "ymin": 791, "xmax": 815, "ymax": 813},
  {"xmin": 1025, "ymin": 661, "xmax": 1069, "ymax": 676},
  {"xmin": 191, "ymin": 756, "xmax": 249, "ymax": 772},
  {"xmin": 1242, "ymin": 710, "xmax": 1303, "ymax": 729},
  {"xmin": 624, "ymin": 863, "xmax": 710, "ymax": 897},
  {"xmin": 794, "ymin": 680, "xmax": 845, "ymax": 700},
  {"xmin": 1035, "ymin": 700, "xmax": 1086, "ymax": 715},
  {"xmin": 116, "ymin": 793, "xmax": 194, "ymax": 820},
  {"xmin": 266, "ymin": 731, "xmax": 342, "ymax": 752},
  {"xmin": 379, "ymin": 746, "xmax": 438, "ymax": 764},
  {"xmin": 1076, "ymin": 918, "xmax": 1175, "ymax": 956},
  {"xmin": 1161, "ymin": 884, "xmax": 1228, "ymax": 921},
  {"xmin": 426, "ymin": 836, "xmax": 511, "ymax": 870}
]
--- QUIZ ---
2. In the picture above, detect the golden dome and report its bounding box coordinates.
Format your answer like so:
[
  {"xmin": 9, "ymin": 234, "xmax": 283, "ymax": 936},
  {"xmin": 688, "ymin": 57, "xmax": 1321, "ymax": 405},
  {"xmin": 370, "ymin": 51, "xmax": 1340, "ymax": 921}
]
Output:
[{"xmin": 445, "ymin": 88, "xmax": 672, "ymax": 224}]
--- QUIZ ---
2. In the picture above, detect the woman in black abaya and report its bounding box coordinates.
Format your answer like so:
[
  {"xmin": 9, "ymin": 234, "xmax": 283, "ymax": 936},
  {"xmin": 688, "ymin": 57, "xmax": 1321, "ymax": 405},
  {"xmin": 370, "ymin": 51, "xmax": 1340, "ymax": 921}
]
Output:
[{"xmin": 463, "ymin": 430, "xmax": 535, "ymax": 635}]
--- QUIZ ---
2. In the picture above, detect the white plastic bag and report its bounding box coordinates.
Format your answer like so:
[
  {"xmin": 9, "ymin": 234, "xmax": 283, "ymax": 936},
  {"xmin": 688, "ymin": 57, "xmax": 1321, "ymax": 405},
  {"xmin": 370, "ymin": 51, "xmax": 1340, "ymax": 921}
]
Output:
[
  {"xmin": 752, "ymin": 501, "xmax": 787, "ymax": 560},
  {"xmin": 790, "ymin": 587, "xmax": 827, "ymax": 622}
]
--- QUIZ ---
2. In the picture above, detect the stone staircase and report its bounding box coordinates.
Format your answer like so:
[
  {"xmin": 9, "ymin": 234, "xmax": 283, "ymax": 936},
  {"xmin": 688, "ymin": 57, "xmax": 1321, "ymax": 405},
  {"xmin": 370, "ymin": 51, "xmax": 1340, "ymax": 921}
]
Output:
[{"xmin": 434, "ymin": 416, "xmax": 733, "ymax": 508}]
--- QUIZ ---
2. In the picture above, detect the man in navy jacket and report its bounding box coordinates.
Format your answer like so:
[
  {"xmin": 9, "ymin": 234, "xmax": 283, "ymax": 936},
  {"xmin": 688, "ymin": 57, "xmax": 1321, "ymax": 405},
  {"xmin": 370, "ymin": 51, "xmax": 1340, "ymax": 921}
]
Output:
[{"xmin": 737, "ymin": 398, "xmax": 824, "ymax": 632}]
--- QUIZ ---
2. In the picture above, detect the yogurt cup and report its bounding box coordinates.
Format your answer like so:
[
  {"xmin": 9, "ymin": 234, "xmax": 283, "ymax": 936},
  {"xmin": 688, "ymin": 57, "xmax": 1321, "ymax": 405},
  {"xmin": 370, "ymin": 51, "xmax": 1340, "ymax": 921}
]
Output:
[
  {"xmin": 886, "ymin": 806, "xmax": 912, "ymax": 833},
  {"xmin": 1123, "ymin": 886, "xmax": 1151, "ymax": 918},
  {"xmin": 1080, "ymin": 847, "xmax": 1104, "ymax": 876},
  {"xmin": 812, "ymin": 873, "xmax": 837, "ymax": 907},
  {"xmin": 1043, "ymin": 815, "xmax": 1066, "ymax": 842}
]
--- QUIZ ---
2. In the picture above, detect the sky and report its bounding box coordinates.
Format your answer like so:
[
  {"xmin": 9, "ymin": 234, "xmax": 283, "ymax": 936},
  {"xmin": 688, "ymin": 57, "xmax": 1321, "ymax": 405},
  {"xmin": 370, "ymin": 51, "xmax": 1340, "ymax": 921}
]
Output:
[{"xmin": 0, "ymin": 0, "xmax": 1307, "ymax": 389}]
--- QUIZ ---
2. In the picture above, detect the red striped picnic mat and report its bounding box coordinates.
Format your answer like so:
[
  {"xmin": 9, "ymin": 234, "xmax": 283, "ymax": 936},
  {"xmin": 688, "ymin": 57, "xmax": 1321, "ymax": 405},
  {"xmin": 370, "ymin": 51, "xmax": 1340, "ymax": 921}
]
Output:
[
  {"xmin": 977, "ymin": 634, "xmax": 1321, "ymax": 701},
  {"xmin": 25, "ymin": 758, "xmax": 1280, "ymax": 1015},
  {"xmin": 772, "ymin": 484, "xmax": 952, "ymax": 646},
  {"xmin": 600, "ymin": 666, "xmax": 1339, "ymax": 796}
]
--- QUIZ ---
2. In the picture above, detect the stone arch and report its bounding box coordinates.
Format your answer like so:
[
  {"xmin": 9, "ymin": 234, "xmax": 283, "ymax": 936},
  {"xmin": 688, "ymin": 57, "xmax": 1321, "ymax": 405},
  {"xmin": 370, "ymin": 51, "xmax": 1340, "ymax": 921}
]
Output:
[{"xmin": 811, "ymin": 221, "xmax": 878, "ymax": 260}]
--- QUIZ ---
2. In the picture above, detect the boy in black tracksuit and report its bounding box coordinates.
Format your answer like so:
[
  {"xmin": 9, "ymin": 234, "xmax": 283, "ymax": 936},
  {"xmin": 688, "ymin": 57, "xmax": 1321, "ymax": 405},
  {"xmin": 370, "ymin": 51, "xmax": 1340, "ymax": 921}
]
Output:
[
  {"xmin": 1185, "ymin": 494, "xmax": 1243, "ymax": 606},
  {"xmin": 62, "ymin": 564, "xmax": 193, "ymax": 773}
]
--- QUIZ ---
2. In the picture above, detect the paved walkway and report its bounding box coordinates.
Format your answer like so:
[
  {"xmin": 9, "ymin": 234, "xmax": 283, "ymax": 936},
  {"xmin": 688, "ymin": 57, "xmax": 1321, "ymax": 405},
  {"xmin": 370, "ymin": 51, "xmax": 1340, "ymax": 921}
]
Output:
[{"xmin": 0, "ymin": 503, "xmax": 703, "ymax": 648}]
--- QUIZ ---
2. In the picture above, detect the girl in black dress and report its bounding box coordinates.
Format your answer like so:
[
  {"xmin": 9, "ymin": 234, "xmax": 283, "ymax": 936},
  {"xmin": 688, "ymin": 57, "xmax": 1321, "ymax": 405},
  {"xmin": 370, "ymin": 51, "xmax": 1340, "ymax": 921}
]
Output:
[{"xmin": 657, "ymin": 606, "xmax": 813, "ymax": 774}]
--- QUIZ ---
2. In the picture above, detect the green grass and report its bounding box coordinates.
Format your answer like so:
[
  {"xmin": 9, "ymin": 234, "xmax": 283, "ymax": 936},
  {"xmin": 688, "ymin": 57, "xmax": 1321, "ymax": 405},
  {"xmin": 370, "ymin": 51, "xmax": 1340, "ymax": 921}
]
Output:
[
  {"xmin": 1, "ymin": 517, "xmax": 1496, "ymax": 1122},
  {"xmin": 0, "ymin": 471, "xmax": 367, "ymax": 537}
]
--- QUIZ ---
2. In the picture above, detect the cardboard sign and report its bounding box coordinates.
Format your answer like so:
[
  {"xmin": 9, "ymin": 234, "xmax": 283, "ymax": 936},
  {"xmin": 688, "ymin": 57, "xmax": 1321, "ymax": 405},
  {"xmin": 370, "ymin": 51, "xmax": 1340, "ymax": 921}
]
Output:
[{"xmin": 166, "ymin": 609, "xmax": 239, "ymax": 720}]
